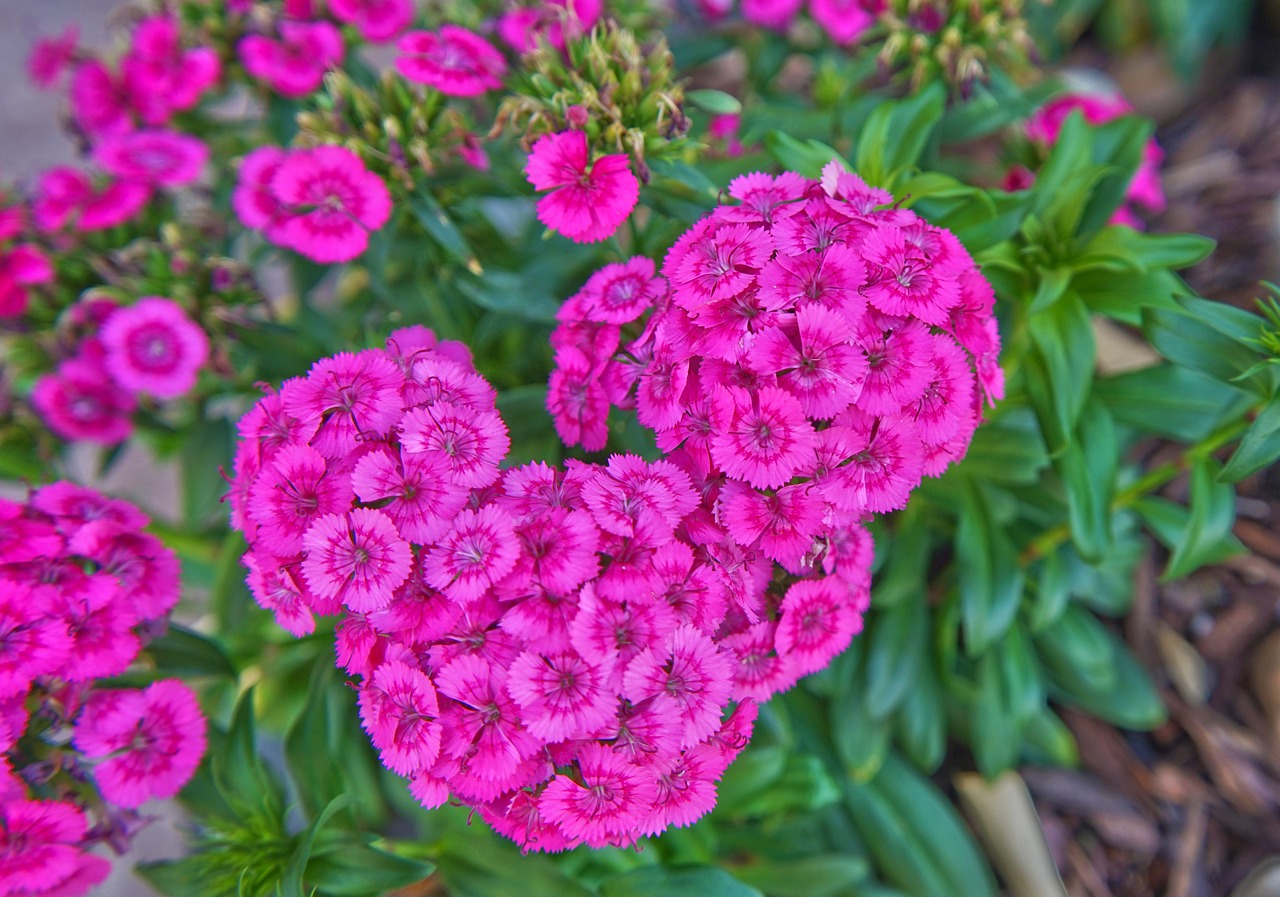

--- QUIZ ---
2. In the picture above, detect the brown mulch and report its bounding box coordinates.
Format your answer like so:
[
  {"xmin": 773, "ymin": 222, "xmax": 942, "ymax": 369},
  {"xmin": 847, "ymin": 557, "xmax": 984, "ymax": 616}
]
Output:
[{"xmin": 1026, "ymin": 19, "xmax": 1280, "ymax": 897}]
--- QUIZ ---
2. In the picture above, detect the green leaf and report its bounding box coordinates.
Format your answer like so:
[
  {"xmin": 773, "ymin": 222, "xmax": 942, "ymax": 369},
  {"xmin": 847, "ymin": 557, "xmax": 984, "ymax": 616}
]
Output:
[
  {"xmin": 1073, "ymin": 267, "xmax": 1186, "ymax": 324},
  {"xmin": 1029, "ymin": 267, "xmax": 1072, "ymax": 314},
  {"xmin": 1143, "ymin": 306, "xmax": 1268, "ymax": 392},
  {"xmin": 1076, "ymin": 118, "xmax": 1151, "ymax": 237},
  {"xmin": 305, "ymin": 841, "xmax": 435, "ymax": 896},
  {"xmin": 686, "ymin": 88, "xmax": 743, "ymax": 116},
  {"xmin": 1052, "ymin": 401, "xmax": 1117, "ymax": 561},
  {"xmin": 181, "ymin": 415, "xmax": 234, "ymax": 529},
  {"xmin": 434, "ymin": 837, "xmax": 594, "ymax": 897},
  {"xmin": 1045, "ymin": 622, "xmax": 1166, "ymax": 730},
  {"xmin": 1144, "ymin": 457, "xmax": 1244, "ymax": 581},
  {"xmin": 1028, "ymin": 551, "xmax": 1070, "ymax": 633},
  {"xmin": 845, "ymin": 754, "xmax": 998, "ymax": 897},
  {"xmin": 854, "ymin": 83, "xmax": 946, "ymax": 187},
  {"xmin": 1021, "ymin": 706, "xmax": 1080, "ymax": 767},
  {"xmin": 496, "ymin": 384, "xmax": 560, "ymax": 466},
  {"xmin": 718, "ymin": 748, "xmax": 841, "ymax": 817},
  {"xmin": 956, "ymin": 483, "xmax": 1025, "ymax": 658},
  {"xmin": 455, "ymin": 270, "xmax": 560, "ymax": 323},
  {"xmin": 1096, "ymin": 364, "xmax": 1254, "ymax": 441},
  {"xmin": 408, "ymin": 188, "xmax": 477, "ymax": 265},
  {"xmin": 763, "ymin": 131, "xmax": 843, "ymax": 179},
  {"xmin": 971, "ymin": 653, "xmax": 1021, "ymax": 777},
  {"xmin": 892, "ymin": 656, "xmax": 946, "ymax": 773},
  {"xmin": 1034, "ymin": 604, "xmax": 1116, "ymax": 693},
  {"xmin": 833, "ymin": 684, "xmax": 892, "ymax": 782},
  {"xmin": 602, "ymin": 867, "xmax": 762, "ymax": 897},
  {"xmin": 1079, "ymin": 228, "xmax": 1216, "ymax": 274},
  {"xmin": 213, "ymin": 687, "xmax": 285, "ymax": 813},
  {"xmin": 282, "ymin": 796, "xmax": 350, "ymax": 897},
  {"xmin": 144, "ymin": 624, "xmax": 236, "ymax": 679},
  {"xmin": 953, "ymin": 409, "xmax": 1049, "ymax": 485},
  {"xmin": 136, "ymin": 858, "xmax": 208, "ymax": 897},
  {"xmin": 864, "ymin": 599, "xmax": 928, "ymax": 719},
  {"xmin": 731, "ymin": 856, "xmax": 868, "ymax": 897},
  {"xmin": 1027, "ymin": 291, "xmax": 1095, "ymax": 455},
  {"xmin": 1221, "ymin": 391, "xmax": 1280, "ymax": 481}
]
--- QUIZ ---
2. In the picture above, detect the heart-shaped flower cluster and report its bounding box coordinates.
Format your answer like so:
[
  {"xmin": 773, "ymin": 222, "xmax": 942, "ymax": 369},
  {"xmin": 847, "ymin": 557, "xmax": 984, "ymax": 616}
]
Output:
[
  {"xmin": 228, "ymin": 326, "xmax": 874, "ymax": 851},
  {"xmin": 549, "ymin": 162, "xmax": 1003, "ymax": 562},
  {"xmin": 0, "ymin": 483, "xmax": 205, "ymax": 897}
]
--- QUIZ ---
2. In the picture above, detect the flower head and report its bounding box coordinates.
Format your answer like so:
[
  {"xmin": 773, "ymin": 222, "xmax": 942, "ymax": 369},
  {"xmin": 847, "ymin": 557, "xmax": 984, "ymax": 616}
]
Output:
[
  {"xmin": 99, "ymin": 297, "xmax": 209, "ymax": 399},
  {"xmin": 525, "ymin": 131, "xmax": 640, "ymax": 244},
  {"xmin": 396, "ymin": 27, "xmax": 506, "ymax": 97}
]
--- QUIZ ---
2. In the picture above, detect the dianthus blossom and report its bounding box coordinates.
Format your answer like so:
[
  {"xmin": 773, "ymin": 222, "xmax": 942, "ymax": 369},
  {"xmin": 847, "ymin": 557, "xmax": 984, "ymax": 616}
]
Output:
[
  {"xmin": 98, "ymin": 296, "xmax": 210, "ymax": 398},
  {"xmin": 228, "ymin": 327, "xmax": 864, "ymax": 850},
  {"xmin": 0, "ymin": 244, "xmax": 54, "ymax": 318},
  {"xmin": 497, "ymin": 0, "xmax": 602, "ymax": 52},
  {"xmin": 525, "ymin": 130, "xmax": 640, "ymax": 244},
  {"xmin": 93, "ymin": 130, "xmax": 209, "ymax": 189},
  {"xmin": 0, "ymin": 484, "xmax": 204, "ymax": 895},
  {"xmin": 1015, "ymin": 92, "xmax": 1166, "ymax": 229},
  {"xmin": 27, "ymin": 26, "xmax": 78, "ymax": 90},
  {"xmin": 32, "ymin": 167, "xmax": 150, "ymax": 233},
  {"xmin": 396, "ymin": 26, "xmax": 506, "ymax": 97},
  {"xmin": 233, "ymin": 145, "xmax": 392, "ymax": 263},
  {"xmin": 330, "ymin": 0, "xmax": 415, "ymax": 42},
  {"xmin": 239, "ymin": 20, "xmax": 344, "ymax": 99}
]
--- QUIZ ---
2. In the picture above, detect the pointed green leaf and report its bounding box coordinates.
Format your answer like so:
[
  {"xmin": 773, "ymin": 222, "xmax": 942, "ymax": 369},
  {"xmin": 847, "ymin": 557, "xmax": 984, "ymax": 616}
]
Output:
[
  {"xmin": 956, "ymin": 483, "xmax": 1025, "ymax": 657},
  {"xmin": 1221, "ymin": 391, "xmax": 1280, "ymax": 482}
]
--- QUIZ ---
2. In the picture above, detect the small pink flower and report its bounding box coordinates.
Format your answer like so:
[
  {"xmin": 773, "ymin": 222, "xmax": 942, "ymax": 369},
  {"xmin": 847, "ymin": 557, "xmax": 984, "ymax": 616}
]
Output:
[
  {"xmin": 232, "ymin": 146, "xmax": 290, "ymax": 238},
  {"xmin": 27, "ymin": 26, "xmax": 78, "ymax": 89},
  {"xmin": 268, "ymin": 146, "xmax": 392, "ymax": 263},
  {"xmin": 123, "ymin": 16, "xmax": 222, "ymax": 124},
  {"xmin": 239, "ymin": 20, "xmax": 344, "ymax": 98},
  {"xmin": 525, "ymin": 131, "xmax": 640, "ymax": 244},
  {"xmin": 775, "ymin": 577, "xmax": 863, "ymax": 677},
  {"xmin": 99, "ymin": 297, "xmax": 209, "ymax": 398},
  {"xmin": 330, "ymin": 0, "xmax": 415, "ymax": 42},
  {"xmin": 69, "ymin": 60, "xmax": 132, "ymax": 138},
  {"xmin": 0, "ymin": 245, "xmax": 54, "ymax": 318},
  {"xmin": 359, "ymin": 660, "xmax": 442, "ymax": 775},
  {"xmin": 32, "ymin": 355, "xmax": 136, "ymax": 444},
  {"xmin": 538, "ymin": 743, "xmax": 656, "ymax": 848},
  {"xmin": 301, "ymin": 508, "xmax": 412, "ymax": 612},
  {"xmin": 0, "ymin": 801, "xmax": 110, "ymax": 897},
  {"xmin": 742, "ymin": 0, "xmax": 804, "ymax": 29},
  {"xmin": 809, "ymin": 0, "xmax": 880, "ymax": 45},
  {"xmin": 396, "ymin": 26, "xmax": 506, "ymax": 97},
  {"xmin": 93, "ymin": 130, "xmax": 209, "ymax": 189},
  {"xmin": 73, "ymin": 680, "xmax": 206, "ymax": 808}
]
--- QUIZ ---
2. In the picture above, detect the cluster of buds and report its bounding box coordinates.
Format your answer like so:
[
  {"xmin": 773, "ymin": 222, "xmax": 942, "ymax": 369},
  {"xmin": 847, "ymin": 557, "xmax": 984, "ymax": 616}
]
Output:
[
  {"xmin": 495, "ymin": 20, "xmax": 692, "ymax": 183},
  {"xmin": 878, "ymin": 0, "xmax": 1034, "ymax": 93},
  {"xmin": 296, "ymin": 69, "xmax": 489, "ymax": 189}
]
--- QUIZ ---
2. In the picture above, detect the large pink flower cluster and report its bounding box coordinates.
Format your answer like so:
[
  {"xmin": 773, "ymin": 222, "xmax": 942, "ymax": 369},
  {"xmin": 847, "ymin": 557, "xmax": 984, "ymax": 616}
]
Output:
[
  {"xmin": 1008, "ymin": 92, "xmax": 1166, "ymax": 229},
  {"xmin": 0, "ymin": 483, "xmax": 206, "ymax": 897},
  {"xmin": 32, "ymin": 296, "xmax": 209, "ymax": 444},
  {"xmin": 549, "ymin": 162, "xmax": 1003, "ymax": 549},
  {"xmin": 227, "ymin": 326, "xmax": 871, "ymax": 850},
  {"xmin": 233, "ymin": 145, "xmax": 392, "ymax": 264}
]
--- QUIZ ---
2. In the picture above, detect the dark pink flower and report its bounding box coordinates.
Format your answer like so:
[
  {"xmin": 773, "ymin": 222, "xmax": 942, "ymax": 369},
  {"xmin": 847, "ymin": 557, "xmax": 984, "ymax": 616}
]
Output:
[
  {"xmin": 0, "ymin": 801, "xmax": 109, "ymax": 897},
  {"xmin": 32, "ymin": 167, "xmax": 151, "ymax": 233},
  {"xmin": 73, "ymin": 679, "xmax": 206, "ymax": 808},
  {"xmin": 396, "ymin": 26, "xmax": 506, "ymax": 97},
  {"xmin": 809, "ymin": 0, "xmax": 880, "ymax": 45},
  {"xmin": 359, "ymin": 660, "xmax": 442, "ymax": 775},
  {"xmin": 331, "ymin": 0, "xmax": 415, "ymax": 42},
  {"xmin": 301, "ymin": 508, "xmax": 412, "ymax": 612},
  {"xmin": 525, "ymin": 131, "xmax": 640, "ymax": 244},
  {"xmin": 99, "ymin": 297, "xmax": 209, "ymax": 398},
  {"xmin": 538, "ymin": 743, "xmax": 656, "ymax": 848},
  {"xmin": 742, "ymin": 0, "xmax": 804, "ymax": 28},
  {"xmin": 122, "ymin": 16, "xmax": 221, "ymax": 124},
  {"xmin": 0, "ymin": 245, "xmax": 54, "ymax": 318},
  {"xmin": 775, "ymin": 578, "xmax": 863, "ymax": 677},
  {"xmin": 239, "ymin": 21, "xmax": 344, "ymax": 98},
  {"xmin": 27, "ymin": 26, "xmax": 78, "ymax": 89},
  {"xmin": 232, "ymin": 146, "xmax": 289, "ymax": 237},
  {"xmin": 93, "ymin": 130, "xmax": 209, "ymax": 189},
  {"xmin": 507, "ymin": 651, "xmax": 613, "ymax": 741},
  {"xmin": 69, "ymin": 61, "xmax": 132, "ymax": 138},
  {"xmin": 32, "ymin": 355, "xmax": 136, "ymax": 444},
  {"xmin": 268, "ymin": 146, "xmax": 392, "ymax": 263}
]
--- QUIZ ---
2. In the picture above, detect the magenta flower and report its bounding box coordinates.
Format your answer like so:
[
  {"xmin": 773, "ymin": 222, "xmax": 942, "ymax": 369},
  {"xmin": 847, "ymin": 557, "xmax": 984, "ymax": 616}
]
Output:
[
  {"xmin": 231, "ymin": 146, "xmax": 289, "ymax": 238},
  {"xmin": 301, "ymin": 508, "xmax": 412, "ymax": 613},
  {"xmin": 27, "ymin": 26, "xmax": 78, "ymax": 89},
  {"xmin": 525, "ymin": 131, "xmax": 640, "ymax": 244},
  {"xmin": 239, "ymin": 21, "xmax": 344, "ymax": 98},
  {"xmin": 32, "ymin": 355, "xmax": 136, "ymax": 444},
  {"xmin": 268, "ymin": 146, "xmax": 392, "ymax": 263},
  {"xmin": 93, "ymin": 130, "xmax": 209, "ymax": 189},
  {"xmin": 775, "ymin": 578, "xmax": 863, "ymax": 677},
  {"xmin": 122, "ymin": 16, "xmax": 221, "ymax": 125},
  {"xmin": 0, "ymin": 801, "xmax": 109, "ymax": 897},
  {"xmin": 73, "ymin": 680, "xmax": 206, "ymax": 808},
  {"xmin": 99, "ymin": 297, "xmax": 209, "ymax": 398},
  {"xmin": 808, "ymin": 0, "xmax": 880, "ymax": 45},
  {"xmin": 69, "ymin": 60, "xmax": 132, "ymax": 139},
  {"xmin": 742, "ymin": 0, "xmax": 804, "ymax": 28},
  {"xmin": 359, "ymin": 661, "xmax": 442, "ymax": 775},
  {"xmin": 396, "ymin": 26, "xmax": 506, "ymax": 97},
  {"xmin": 538, "ymin": 744, "xmax": 657, "ymax": 848},
  {"xmin": 0, "ymin": 245, "xmax": 54, "ymax": 318},
  {"xmin": 331, "ymin": 0, "xmax": 415, "ymax": 42},
  {"xmin": 32, "ymin": 167, "xmax": 150, "ymax": 233}
]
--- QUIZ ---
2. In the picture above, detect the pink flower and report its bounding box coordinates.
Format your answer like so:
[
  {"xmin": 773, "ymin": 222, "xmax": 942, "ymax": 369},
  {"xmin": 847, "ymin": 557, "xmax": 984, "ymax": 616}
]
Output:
[
  {"xmin": 232, "ymin": 146, "xmax": 289, "ymax": 236},
  {"xmin": 239, "ymin": 21, "xmax": 344, "ymax": 98},
  {"xmin": 538, "ymin": 743, "xmax": 656, "ymax": 848},
  {"xmin": 69, "ymin": 61, "xmax": 132, "ymax": 138},
  {"xmin": 809, "ymin": 0, "xmax": 880, "ymax": 45},
  {"xmin": 27, "ymin": 26, "xmax": 78, "ymax": 89},
  {"xmin": 742, "ymin": 0, "xmax": 804, "ymax": 29},
  {"xmin": 359, "ymin": 660, "xmax": 442, "ymax": 775},
  {"xmin": 93, "ymin": 130, "xmax": 209, "ymax": 189},
  {"xmin": 248, "ymin": 442, "xmax": 355, "ymax": 556},
  {"xmin": 0, "ymin": 801, "xmax": 109, "ymax": 897},
  {"xmin": 507, "ymin": 651, "xmax": 613, "ymax": 741},
  {"xmin": 32, "ymin": 167, "xmax": 151, "ymax": 233},
  {"xmin": 775, "ymin": 578, "xmax": 863, "ymax": 677},
  {"xmin": 331, "ymin": 0, "xmax": 415, "ymax": 42},
  {"xmin": 122, "ymin": 16, "xmax": 222, "ymax": 124},
  {"xmin": 99, "ymin": 297, "xmax": 209, "ymax": 398},
  {"xmin": 423, "ymin": 505, "xmax": 519, "ymax": 602},
  {"xmin": 525, "ymin": 131, "xmax": 640, "ymax": 244},
  {"xmin": 73, "ymin": 680, "xmax": 206, "ymax": 808},
  {"xmin": 710, "ymin": 385, "xmax": 817, "ymax": 489},
  {"xmin": 0, "ymin": 245, "xmax": 54, "ymax": 318},
  {"xmin": 268, "ymin": 146, "xmax": 392, "ymax": 263},
  {"xmin": 301, "ymin": 508, "xmax": 412, "ymax": 612},
  {"xmin": 32, "ymin": 355, "xmax": 136, "ymax": 444},
  {"xmin": 396, "ymin": 27, "xmax": 506, "ymax": 96}
]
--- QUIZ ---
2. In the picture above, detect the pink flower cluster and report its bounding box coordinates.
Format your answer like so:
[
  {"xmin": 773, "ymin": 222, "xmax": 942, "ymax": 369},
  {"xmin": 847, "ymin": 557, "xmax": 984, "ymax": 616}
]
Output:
[
  {"xmin": 525, "ymin": 130, "xmax": 640, "ymax": 244},
  {"xmin": 548, "ymin": 162, "xmax": 1002, "ymax": 547},
  {"xmin": 240, "ymin": 20, "xmax": 345, "ymax": 98},
  {"xmin": 69, "ymin": 15, "xmax": 220, "ymax": 140},
  {"xmin": 0, "ymin": 202, "xmax": 53, "ymax": 319},
  {"xmin": 1010, "ymin": 92, "xmax": 1166, "ymax": 229},
  {"xmin": 233, "ymin": 145, "xmax": 392, "ymax": 263},
  {"xmin": 227, "ymin": 326, "xmax": 872, "ymax": 850},
  {"xmin": 0, "ymin": 483, "xmax": 205, "ymax": 897},
  {"xmin": 32, "ymin": 296, "xmax": 209, "ymax": 443},
  {"xmin": 397, "ymin": 26, "xmax": 507, "ymax": 96}
]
